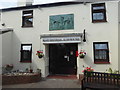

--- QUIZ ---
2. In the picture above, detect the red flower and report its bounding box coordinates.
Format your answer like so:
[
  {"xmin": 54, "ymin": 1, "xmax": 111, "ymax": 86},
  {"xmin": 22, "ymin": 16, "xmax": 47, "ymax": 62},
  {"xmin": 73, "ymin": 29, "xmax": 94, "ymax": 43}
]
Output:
[
  {"xmin": 76, "ymin": 51, "xmax": 79, "ymax": 57},
  {"xmin": 82, "ymin": 66, "xmax": 94, "ymax": 73},
  {"xmin": 80, "ymin": 52, "xmax": 83, "ymax": 54},
  {"xmin": 36, "ymin": 50, "xmax": 44, "ymax": 57},
  {"xmin": 37, "ymin": 51, "xmax": 43, "ymax": 53},
  {"xmin": 87, "ymin": 70, "xmax": 91, "ymax": 72},
  {"xmin": 88, "ymin": 67, "xmax": 91, "ymax": 70},
  {"xmin": 82, "ymin": 70, "xmax": 84, "ymax": 73},
  {"xmin": 79, "ymin": 50, "xmax": 86, "ymax": 57}
]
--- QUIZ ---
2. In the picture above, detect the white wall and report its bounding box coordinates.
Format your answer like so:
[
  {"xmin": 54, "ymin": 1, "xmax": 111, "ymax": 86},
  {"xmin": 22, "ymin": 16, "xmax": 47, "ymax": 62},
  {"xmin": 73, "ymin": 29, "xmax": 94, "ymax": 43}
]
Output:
[
  {"xmin": 118, "ymin": 1, "xmax": 120, "ymax": 72},
  {"xmin": 78, "ymin": 1, "xmax": 119, "ymax": 74},
  {"xmin": 0, "ymin": 34, "xmax": 2, "ymax": 74},
  {"xmin": 2, "ymin": 32, "xmax": 13, "ymax": 71},
  {"xmin": 1, "ymin": 1, "xmax": 119, "ymax": 77}
]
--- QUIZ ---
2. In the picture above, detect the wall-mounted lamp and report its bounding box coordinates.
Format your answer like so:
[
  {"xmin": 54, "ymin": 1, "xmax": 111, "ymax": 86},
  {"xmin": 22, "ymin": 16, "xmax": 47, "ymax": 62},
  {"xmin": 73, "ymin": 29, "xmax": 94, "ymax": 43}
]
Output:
[
  {"xmin": 38, "ymin": 6, "xmax": 42, "ymax": 10},
  {"xmin": 1, "ymin": 23, "xmax": 5, "ymax": 26},
  {"xmin": 83, "ymin": 2, "xmax": 87, "ymax": 5},
  {"xmin": 83, "ymin": 29, "xmax": 86, "ymax": 42}
]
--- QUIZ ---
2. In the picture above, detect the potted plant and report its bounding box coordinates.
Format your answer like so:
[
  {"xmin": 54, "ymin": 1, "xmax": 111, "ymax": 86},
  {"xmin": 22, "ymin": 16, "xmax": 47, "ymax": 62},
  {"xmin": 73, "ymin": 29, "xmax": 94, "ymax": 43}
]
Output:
[
  {"xmin": 36, "ymin": 68, "xmax": 41, "ymax": 74},
  {"xmin": 25, "ymin": 68, "xmax": 29, "ymax": 73},
  {"xmin": 36, "ymin": 50, "xmax": 44, "ymax": 58},
  {"xmin": 4, "ymin": 64, "xmax": 13, "ymax": 72},
  {"xmin": 79, "ymin": 50, "xmax": 86, "ymax": 58},
  {"xmin": 29, "ymin": 64, "xmax": 33, "ymax": 73},
  {"xmin": 82, "ymin": 67, "xmax": 94, "ymax": 77}
]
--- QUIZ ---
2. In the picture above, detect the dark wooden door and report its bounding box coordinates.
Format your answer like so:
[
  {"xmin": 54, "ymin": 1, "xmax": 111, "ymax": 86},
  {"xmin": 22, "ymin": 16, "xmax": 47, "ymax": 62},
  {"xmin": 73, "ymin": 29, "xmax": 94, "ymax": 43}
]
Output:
[{"xmin": 49, "ymin": 43, "xmax": 77, "ymax": 75}]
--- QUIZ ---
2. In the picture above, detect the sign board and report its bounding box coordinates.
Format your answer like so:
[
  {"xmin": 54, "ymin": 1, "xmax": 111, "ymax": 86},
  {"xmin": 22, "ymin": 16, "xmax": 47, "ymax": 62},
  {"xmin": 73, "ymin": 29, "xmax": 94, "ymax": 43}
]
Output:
[{"xmin": 42, "ymin": 37, "xmax": 81, "ymax": 44}]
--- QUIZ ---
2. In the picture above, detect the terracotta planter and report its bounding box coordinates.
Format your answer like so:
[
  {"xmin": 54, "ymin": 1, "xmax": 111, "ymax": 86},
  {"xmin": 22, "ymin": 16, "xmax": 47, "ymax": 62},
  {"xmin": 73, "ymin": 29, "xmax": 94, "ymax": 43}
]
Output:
[{"xmin": 30, "ymin": 69, "xmax": 33, "ymax": 73}]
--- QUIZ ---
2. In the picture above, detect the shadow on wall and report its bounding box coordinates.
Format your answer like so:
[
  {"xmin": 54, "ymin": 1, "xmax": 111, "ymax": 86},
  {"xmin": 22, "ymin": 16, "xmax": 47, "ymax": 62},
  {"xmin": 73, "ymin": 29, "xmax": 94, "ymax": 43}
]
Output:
[
  {"xmin": 11, "ymin": 32, "xmax": 21, "ymax": 71},
  {"xmin": 83, "ymin": 55, "xmax": 96, "ymax": 69},
  {"xmin": 80, "ymin": 31, "xmax": 96, "ymax": 69},
  {"xmin": 2, "ymin": 31, "xmax": 14, "ymax": 73}
]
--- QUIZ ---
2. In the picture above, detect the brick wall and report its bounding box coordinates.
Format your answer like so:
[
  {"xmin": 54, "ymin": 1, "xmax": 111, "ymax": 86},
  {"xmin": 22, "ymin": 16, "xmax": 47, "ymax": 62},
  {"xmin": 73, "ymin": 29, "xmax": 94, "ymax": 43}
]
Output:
[{"xmin": 2, "ymin": 73, "xmax": 41, "ymax": 85}]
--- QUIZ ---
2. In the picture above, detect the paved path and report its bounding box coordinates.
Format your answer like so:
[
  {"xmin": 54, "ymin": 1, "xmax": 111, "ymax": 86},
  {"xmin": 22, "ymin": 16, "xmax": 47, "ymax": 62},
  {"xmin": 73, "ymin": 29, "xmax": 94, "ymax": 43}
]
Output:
[{"xmin": 2, "ymin": 78, "xmax": 81, "ymax": 88}]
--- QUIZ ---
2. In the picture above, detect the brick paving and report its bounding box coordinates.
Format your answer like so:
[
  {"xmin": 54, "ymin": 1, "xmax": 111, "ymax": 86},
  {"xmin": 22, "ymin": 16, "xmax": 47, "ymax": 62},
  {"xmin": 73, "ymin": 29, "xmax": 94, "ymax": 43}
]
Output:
[{"xmin": 2, "ymin": 78, "xmax": 81, "ymax": 88}]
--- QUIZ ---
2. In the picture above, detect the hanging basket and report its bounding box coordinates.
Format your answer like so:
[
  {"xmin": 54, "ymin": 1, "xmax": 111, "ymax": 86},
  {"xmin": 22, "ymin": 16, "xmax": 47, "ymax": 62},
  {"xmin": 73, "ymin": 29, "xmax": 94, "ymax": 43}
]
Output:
[
  {"xmin": 79, "ymin": 50, "xmax": 86, "ymax": 58},
  {"xmin": 38, "ymin": 55, "xmax": 43, "ymax": 58},
  {"xmin": 80, "ymin": 55, "xmax": 85, "ymax": 58},
  {"xmin": 36, "ymin": 50, "xmax": 44, "ymax": 59}
]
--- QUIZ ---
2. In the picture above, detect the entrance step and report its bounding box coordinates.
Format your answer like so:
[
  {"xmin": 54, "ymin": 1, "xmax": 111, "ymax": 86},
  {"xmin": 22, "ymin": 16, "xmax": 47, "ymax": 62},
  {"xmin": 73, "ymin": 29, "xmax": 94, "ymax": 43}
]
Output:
[{"xmin": 47, "ymin": 75, "xmax": 77, "ymax": 79}]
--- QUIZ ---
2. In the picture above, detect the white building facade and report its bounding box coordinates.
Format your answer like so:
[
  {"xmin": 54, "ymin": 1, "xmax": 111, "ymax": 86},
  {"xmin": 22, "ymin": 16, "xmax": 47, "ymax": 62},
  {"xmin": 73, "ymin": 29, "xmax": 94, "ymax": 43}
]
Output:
[{"xmin": 0, "ymin": 0, "xmax": 120, "ymax": 78}]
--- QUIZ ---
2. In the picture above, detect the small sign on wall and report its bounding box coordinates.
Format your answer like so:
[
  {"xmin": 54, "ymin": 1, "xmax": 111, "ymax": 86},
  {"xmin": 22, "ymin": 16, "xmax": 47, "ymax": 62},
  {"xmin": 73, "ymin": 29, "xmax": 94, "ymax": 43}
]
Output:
[
  {"xmin": 42, "ymin": 37, "xmax": 81, "ymax": 44},
  {"xmin": 49, "ymin": 14, "xmax": 74, "ymax": 30}
]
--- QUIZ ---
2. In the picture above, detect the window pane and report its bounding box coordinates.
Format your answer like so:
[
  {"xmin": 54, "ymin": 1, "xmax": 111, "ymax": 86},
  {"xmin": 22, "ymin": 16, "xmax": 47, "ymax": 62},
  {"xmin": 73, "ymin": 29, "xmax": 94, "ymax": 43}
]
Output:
[
  {"xmin": 95, "ymin": 44, "xmax": 107, "ymax": 49},
  {"xmin": 95, "ymin": 51, "xmax": 99, "ymax": 59},
  {"xmin": 93, "ymin": 13, "xmax": 104, "ymax": 20},
  {"xmin": 93, "ymin": 6, "xmax": 104, "ymax": 10},
  {"xmin": 22, "ymin": 46, "xmax": 31, "ymax": 51},
  {"xmin": 22, "ymin": 10, "xmax": 33, "ymax": 27},
  {"xmin": 23, "ymin": 13, "xmax": 32, "ymax": 16},
  {"xmin": 21, "ymin": 44, "xmax": 32, "ymax": 62},
  {"xmin": 94, "ymin": 42, "xmax": 109, "ymax": 63},
  {"xmin": 95, "ymin": 50, "xmax": 107, "ymax": 59},
  {"xmin": 92, "ymin": 3, "xmax": 106, "ymax": 22},
  {"xmin": 23, "ymin": 17, "xmax": 33, "ymax": 26},
  {"xmin": 23, "ymin": 51, "xmax": 30, "ymax": 60}
]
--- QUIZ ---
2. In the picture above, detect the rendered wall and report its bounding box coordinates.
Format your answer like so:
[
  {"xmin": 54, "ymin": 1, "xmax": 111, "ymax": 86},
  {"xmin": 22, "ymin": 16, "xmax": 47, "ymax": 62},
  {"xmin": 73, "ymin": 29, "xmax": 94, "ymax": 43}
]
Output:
[
  {"xmin": 0, "ymin": 11, "xmax": 2, "ymax": 75},
  {"xmin": 0, "ymin": 34, "xmax": 1, "ymax": 90},
  {"xmin": 1, "ymin": 1, "xmax": 119, "ymax": 77},
  {"xmin": 0, "ymin": 39, "xmax": 1, "ymax": 89},
  {"xmin": 2, "ymin": 32, "xmax": 13, "ymax": 70},
  {"xmin": 78, "ymin": 1, "xmax": 119, "ymax": 74},
  {"xmin": 118, "ymin": 1, "xmax": 120, "ymax": 72},
  {"xmin": 0, "ymin": 34, "xmax": 2, "ymax": 74}
]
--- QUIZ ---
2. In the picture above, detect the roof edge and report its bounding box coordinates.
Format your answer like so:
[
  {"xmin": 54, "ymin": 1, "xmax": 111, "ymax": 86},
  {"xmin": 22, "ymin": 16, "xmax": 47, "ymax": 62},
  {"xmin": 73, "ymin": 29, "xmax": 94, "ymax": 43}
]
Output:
[
  {"xmin": 1, "ymin": 1, "xmax": 89, "ymax": 12},
  {"xmin": 0, "ymin": 28, "xmax": 13, "ymax": 34}
]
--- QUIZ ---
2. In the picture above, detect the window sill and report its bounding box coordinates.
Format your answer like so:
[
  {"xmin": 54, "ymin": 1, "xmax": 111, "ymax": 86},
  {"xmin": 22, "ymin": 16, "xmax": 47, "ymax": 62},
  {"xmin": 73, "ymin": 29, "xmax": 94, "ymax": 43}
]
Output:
[
  {"xmin": 21, "ymin": 26, "xmax": 33, "ymax": 28},
  {"xmin": 20, "ymin": 61, "xmax": 32, "ymax": 63},
  {"xmin": 94, "ymin": 62, "xmax": 110, "ymax": 64},
  {"xmin": 92, "ymin": 20, "xmax": 107, "ymax": 23}
]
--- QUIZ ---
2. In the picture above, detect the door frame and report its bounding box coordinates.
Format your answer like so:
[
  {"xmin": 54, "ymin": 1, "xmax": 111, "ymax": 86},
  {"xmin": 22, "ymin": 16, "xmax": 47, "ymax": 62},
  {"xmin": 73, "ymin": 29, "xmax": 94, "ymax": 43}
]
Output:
[{"xmin": 49, "ymin": 43, "xmax": 78, "ymax": 75}]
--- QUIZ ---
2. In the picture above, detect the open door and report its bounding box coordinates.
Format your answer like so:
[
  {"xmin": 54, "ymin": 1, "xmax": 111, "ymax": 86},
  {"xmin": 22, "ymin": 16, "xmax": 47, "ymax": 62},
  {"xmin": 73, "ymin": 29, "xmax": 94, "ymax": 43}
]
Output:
[{"xmin": 49, "ymin": 43, "xmax": 77, "ymax": 75}]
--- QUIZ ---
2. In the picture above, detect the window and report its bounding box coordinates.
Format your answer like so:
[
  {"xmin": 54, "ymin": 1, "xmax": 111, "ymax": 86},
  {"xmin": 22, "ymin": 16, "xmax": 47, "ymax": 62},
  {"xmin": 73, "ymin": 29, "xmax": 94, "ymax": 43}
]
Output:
[
  {"xmin": 20, "ymin": 44, "xmax": 32, "ymax": 63},
  {"xmin": 92, "ymin": 3, "xmax": 107, "ymax": 23},
  {"xmin": 93, "ymin": 42, "xmax": 109, "ymax": 64},
  {"xmin": 22, "ymin": 10, "xmax": 33, "ymax": 27}
]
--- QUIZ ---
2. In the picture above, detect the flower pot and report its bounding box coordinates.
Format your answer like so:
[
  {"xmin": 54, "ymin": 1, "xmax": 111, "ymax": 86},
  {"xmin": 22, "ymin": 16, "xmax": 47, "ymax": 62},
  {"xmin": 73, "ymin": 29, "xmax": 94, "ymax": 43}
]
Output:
[
  {"xmin": 80, "ymin": 55, "xmax": 85, "ymax": 58},
  {"xmin": 30, "ymin": 69, "xmax": 33, "ymax": 73},
  {"xmin": 38, "ymin": 55, "xmax": 43, "ymax": 58},
  {"xmin": 5, "ymin": 67, "xmax": 13, "ymax": 72}
]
